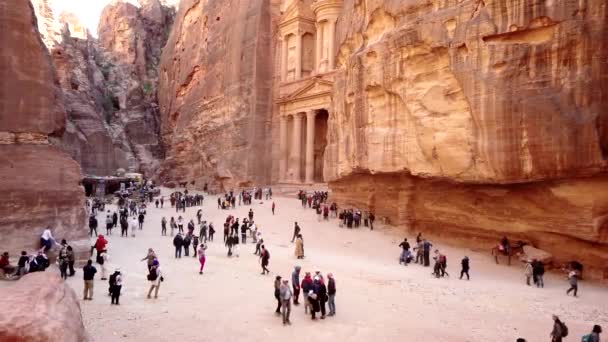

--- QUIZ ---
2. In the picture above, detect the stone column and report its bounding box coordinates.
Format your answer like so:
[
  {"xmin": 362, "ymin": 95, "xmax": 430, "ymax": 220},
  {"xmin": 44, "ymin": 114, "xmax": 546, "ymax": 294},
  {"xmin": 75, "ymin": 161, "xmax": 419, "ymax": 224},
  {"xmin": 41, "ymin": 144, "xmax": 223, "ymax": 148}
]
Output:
[
  {"xmin": 279, "ymin": 115, "xmax": 288, "ymax": 181},
  {"xmin": 290, "ymin": 113, "xmax": 303, "ymax": 182},
  {"xmin": 305, "ymin": 110, "xmax": 316, "ymax": 184},
  {"xmin": 328, "ymin": 19, "xmax": 336, "ymax": 70},
  {"xmin": 315, "ymin": 23, "xmax": 322, "ymax": 73},
  {"xmin": 281, "ymin": 35, "xmax": 288, "ymax": 81},
  {"xmin": 295, "ymin": 32, "xmax": 302, "ymax": 79}
]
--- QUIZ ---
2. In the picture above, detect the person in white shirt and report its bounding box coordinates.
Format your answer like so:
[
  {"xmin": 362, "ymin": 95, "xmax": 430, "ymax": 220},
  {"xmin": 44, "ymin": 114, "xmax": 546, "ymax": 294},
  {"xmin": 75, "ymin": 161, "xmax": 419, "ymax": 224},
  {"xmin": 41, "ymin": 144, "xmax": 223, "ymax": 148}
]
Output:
[
  {"xmin": 40, "ymin": 227, "xmax": 56, "ymax": 252},
  {"xmin": 130, "ymin": 216, "xmax": 138, "ymax": 237}
]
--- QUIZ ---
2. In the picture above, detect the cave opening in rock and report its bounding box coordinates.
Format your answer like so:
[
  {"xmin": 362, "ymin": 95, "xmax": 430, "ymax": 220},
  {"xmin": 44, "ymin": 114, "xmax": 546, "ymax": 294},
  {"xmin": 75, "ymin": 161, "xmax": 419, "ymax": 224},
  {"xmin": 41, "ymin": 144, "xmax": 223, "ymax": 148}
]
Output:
[{"xmin": 314, "ymin": 109, "xmax": 329, "ymax": 182}]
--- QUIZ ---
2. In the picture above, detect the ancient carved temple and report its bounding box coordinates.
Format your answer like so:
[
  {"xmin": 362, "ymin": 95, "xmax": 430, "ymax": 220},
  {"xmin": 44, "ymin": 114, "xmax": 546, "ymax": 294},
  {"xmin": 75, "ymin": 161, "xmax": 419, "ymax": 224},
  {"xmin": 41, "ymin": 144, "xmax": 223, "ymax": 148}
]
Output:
[{"xmin": 275, "ymin": 0, "xmax": 341, "ymax": 185}]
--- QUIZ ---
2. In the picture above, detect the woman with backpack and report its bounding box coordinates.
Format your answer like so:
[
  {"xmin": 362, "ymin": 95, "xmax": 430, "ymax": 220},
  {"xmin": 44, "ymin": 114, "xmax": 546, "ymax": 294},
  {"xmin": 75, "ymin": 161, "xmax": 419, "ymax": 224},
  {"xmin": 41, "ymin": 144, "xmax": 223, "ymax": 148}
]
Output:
[
  {"xmin": 550, "ymin": 315, "xmax": 568, "ymax": 342},
  {"xmin": 147, "ymin": 259, "xmax": 162, "ymax": 299}
]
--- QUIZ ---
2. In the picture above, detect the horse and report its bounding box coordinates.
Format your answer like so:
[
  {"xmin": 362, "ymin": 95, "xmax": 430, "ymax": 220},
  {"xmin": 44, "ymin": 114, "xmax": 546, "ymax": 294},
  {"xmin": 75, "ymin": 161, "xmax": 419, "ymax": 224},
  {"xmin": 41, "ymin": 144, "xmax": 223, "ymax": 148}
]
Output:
[{"xmin": 491, "ymin": 241, "xmax": 527, "ymax": 265}]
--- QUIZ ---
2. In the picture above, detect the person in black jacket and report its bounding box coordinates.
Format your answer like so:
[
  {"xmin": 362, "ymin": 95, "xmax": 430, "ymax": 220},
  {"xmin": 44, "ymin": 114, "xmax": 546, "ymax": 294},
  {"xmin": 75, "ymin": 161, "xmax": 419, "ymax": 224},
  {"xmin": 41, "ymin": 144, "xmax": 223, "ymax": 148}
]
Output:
[
  {"xmin": 316, "ymin": 276, "xmax": 328, "ymax": 319},
  {"xmin": 460, "ymin": 256, "xmax": 470, "ymax": 280},
  {"xmin": 533, "ymin": 260, "xmax": 545, "ymax": 288},
  {"xmin": 327, "ymin": 273, "xmax": 336, "ymax": 316},
  {"xmin": 183, "ymin": 234, "xmax": 191, "ymax": 257},
  {"xmin": 120, "ymin": 217, "xmax": 128, "ymax": 237},
  {"xmin": 89, "ymin": 215, "xmax": 98, "ymax": 237},
  {"xmin": 138, "ymin": 212, "xmax": 145, "ymax": 230},
  {"xmin": 173, "ymin": 233, "xmax": 183, "ymax": 258}
]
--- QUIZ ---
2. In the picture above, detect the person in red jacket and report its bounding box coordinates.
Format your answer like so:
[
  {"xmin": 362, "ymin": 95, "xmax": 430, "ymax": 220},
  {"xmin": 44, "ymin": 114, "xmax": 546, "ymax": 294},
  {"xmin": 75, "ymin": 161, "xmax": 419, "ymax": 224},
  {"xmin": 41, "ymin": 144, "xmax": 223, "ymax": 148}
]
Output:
[
  {"xmin": 92, "ymin": 235, "xmax": 108, "ymax": 261},
  {"xmin": 301, "ymin": 272, "xmax": 314, "ymax": 314}
]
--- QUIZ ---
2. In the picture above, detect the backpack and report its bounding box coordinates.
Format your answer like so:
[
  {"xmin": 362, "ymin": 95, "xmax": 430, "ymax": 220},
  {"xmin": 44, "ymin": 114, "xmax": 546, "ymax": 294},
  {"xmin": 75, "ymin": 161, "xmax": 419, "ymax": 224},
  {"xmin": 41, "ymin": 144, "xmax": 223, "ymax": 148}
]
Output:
[
  {"xmin": 109, "ymin": 273, "xmax": 117, "ymax": 286},
  {"xmin": 582, "ymin": 334, "xmax": 592, "ymax": 342},
  {"xmin": 560, "ymin": 321, "xmax": 569, "ymax": 337},
  {"xmin": 147, "ymin": 267, "xmax": 158, "ymax": 281}
]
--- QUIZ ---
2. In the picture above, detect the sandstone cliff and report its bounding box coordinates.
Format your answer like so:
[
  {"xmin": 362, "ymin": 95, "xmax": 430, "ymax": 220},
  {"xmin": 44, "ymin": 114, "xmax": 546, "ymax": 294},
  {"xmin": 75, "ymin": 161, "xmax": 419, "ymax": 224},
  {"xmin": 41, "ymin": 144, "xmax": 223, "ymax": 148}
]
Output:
[
  {"xmin": 0, "ymin": 273, "xmax": 87, "ymax": 342},
  {"xmin": 157, "ymin": 0, "xmax": 276, "ymax": 190},
  {"xmin": 0, "ymin": 0, "xmax": 88, "ymax": 257},
  {"xmin": 327, "ymin": 0, "xmax": 608, "ymax": 280},
  {"xmin": 33, "ymin": 0, "xmax": 174, "ymax": 177}
]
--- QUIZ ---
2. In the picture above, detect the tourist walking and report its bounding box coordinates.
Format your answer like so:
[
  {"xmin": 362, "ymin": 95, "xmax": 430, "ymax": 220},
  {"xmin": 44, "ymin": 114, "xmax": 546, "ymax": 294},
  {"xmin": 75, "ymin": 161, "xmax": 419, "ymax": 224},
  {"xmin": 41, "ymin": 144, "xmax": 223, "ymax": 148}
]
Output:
[
  {"xmin": 291, "ymin": 266, "xmax": 301, "ymax": 305},
  {"xmin": 183, "ymin": 233, "xmax": 191, "ymax": 257},
  {"xmin": 327, "ymin": 273, "xmax": 336, "ymax": 316},
  {"xmin": 161, "ymin": 217, "xmax": 167, "ymax": 236},
  {"xmin": 301, "ymin": 272, "xmax": 313, "ymax": 314},
  {"xmin": 98, "ymin": 249, "xmax": 108, "ymax": 280},
  {"xmin": 295, "ymin": 234, "xmax": 304, "ymax": 259},
  {"xmin": 566, "ymin": 269, "xmax": 579, "ymax": 297},
  {"xmin": 147, "ymin": 259, "xmax": 162, "ymax": 299},
  {"xmin": 550, "ymin": 315, "xmax": 568, "ymax": 342},
  {"xmin": 109, "ymin": 269, "xmax": 122, "ymax": 305},
  {"xmin": 260, "ymin": 245, "xmax": 270, "ymax": 274},
  {"xmin": 280, "ymin": 279, "xmax": 293, "ymax": 325},
  {"xmin": 291, "ymin": 222, "xmax": 300, "ymax": 243},
  {"xmin": 177, "ymin": 216, "xmax": 184, "ymax": 233},
  {"xmin": 67, "ymin": 246, "xmax": 75, "ymax": 276},
  {"xmin": 198, "ymin": 243, "xmax": 207, "ymax": 274},
  {"xmin": 524, "ymin": 260, "xmax": 533, "ymax": 285},
  {"xmin": 40, "ymin": 227, "xmax": 57, "ymax": 252},
  {"xmin": 422, "ymin": 239, "xmax": 433, "ymax": 267},
  {"xmin": 398, "ymin": 238, "xmax": 410, "ymax": 265},
  {"xmin": 173, "ymin": 233, "xmax": 183, "ymax": 258},
  {"xmin": 533, "ymin": 260, "xmax": 545, "ymax": 288},
  {"xmin": 130, "ymin": 216, "xmax": 138, "ymax": 237},
  {"xmin": 274, "ymin": 276, "xmax": 282, "ymax": 314},
  {"xmin": 105, "ymin": 213, "xmax": 113, "ymax": 235},
  {"xmin": 582, "ymin": 325, "xmax": 602, "ymax": 342},
  {"xmin": 82, "ymin": 260, "xmax": 97, "ymax": 300},
  {"xmin": 89, "ymin": 215, "xmax": 98, "ymax": 237},
  {"xmin": 138, "ymin": 212, "xmax": 145, "ymax": 230},
  {"xmin": 272, "ymin": 202, "xmax": 275, "ymax": 215},
  {"xmin": 208, "ymin": 223, "xmax": 215, "ymax": 241},
  {"xmin": 141, "ymin": 248, "xmax": 156, "ymax": 271},
  {"xmin": 459, "ymin": 256, "xmax": 470, "ymax": 280},
  {"xmin": 120, "ymin": 216, "xmax": 128, "ymax": 237}
]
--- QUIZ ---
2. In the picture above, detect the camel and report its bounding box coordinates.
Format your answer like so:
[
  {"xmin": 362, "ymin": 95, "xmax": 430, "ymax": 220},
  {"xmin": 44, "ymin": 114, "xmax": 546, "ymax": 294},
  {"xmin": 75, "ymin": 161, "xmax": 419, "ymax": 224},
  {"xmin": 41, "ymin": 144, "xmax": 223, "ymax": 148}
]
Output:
[{"xmin": 491, "ymin": 241, "xmax": 527, "ymax": 265}]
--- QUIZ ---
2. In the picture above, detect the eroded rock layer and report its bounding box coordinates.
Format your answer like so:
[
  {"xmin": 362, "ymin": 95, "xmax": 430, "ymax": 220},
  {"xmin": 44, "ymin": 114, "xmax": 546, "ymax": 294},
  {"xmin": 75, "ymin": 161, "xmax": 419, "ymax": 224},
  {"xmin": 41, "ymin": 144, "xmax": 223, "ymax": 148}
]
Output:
[
  {"xmin": 0, "ymin": 0, "xmax": 88, "ymax": 257},
  {"xmin": 32, "ymin": 0, "xmax": 174, "ymax": 177}
]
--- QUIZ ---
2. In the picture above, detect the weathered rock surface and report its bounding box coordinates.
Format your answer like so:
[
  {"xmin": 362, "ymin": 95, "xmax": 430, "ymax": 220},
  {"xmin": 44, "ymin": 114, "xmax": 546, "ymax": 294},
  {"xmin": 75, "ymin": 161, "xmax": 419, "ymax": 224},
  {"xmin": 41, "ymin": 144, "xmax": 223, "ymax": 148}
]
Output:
[
  {"xmin": 32, "ymin": 0, "xmax": 174, "ymax": 177},
  {"xmin": 0, "ymin": 0, "xmax": 88, "ymax": 260},
  {"xmin": 157, "ymin": 0, "xmax": 275, "ymax": 190},
  {"xmin": 0, "ymin": 272, "xmax": 87, "ymax": 342},
  {"xmin": 322, "ymin": 0, "xmax": 608, "ymax": 280},
  {"xmin": 327, "ymin": 0, "xmax": 608, "ymax": 184}
]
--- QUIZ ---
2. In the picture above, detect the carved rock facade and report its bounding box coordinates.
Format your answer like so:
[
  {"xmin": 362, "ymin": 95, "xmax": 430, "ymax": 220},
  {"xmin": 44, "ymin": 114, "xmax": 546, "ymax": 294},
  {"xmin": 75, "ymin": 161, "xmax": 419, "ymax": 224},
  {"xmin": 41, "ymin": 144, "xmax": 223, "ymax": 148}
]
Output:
[{"xmin": 159, "ymin": 0, "xmax": 608, "ymax": 279}]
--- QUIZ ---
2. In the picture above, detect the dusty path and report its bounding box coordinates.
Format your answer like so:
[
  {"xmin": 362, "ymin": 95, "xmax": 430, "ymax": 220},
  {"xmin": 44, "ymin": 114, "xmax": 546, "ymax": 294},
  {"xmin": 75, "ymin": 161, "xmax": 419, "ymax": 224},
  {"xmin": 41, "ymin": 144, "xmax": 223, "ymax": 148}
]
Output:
[{"xmin": 64, "ymin": 188, "xmax": 606, "ymax": 341}]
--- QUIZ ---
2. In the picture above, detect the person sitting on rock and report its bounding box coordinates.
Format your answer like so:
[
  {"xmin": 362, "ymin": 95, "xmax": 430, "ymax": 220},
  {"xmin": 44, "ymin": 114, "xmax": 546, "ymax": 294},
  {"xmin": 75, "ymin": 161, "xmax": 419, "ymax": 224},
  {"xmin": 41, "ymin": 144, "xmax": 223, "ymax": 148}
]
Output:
[{"xmin": 0, "ymin": 252, "xmax": 16, "ymax": 276}]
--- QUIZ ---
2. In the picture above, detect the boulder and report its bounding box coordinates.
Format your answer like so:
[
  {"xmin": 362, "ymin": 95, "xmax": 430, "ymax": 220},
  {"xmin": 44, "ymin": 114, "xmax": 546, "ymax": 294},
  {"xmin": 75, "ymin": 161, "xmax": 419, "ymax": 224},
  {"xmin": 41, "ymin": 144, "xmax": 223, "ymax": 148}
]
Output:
[
  {"xmin": 0, "ymin": 272, "xmax": 87, "ymax": 342},
  {"xmin": 521, "ymin": 245, "xmax": 554, "ymax": 265}
]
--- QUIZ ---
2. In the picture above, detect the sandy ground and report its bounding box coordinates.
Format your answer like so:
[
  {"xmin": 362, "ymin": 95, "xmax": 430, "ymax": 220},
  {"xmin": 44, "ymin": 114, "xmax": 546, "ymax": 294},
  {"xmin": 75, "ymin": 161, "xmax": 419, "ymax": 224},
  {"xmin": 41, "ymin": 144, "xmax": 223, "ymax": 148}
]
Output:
[{"xmin": 57, "ymin": 188, "xmax": 608, "ymax": 341}]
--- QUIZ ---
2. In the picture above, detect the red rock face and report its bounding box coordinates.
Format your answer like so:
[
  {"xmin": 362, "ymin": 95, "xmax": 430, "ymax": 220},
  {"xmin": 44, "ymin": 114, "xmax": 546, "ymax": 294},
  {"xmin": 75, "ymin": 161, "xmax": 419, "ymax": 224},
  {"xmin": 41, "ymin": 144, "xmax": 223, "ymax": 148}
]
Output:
[
  {"xmin": 0, "ymin": 0, "xmax": 87, "ymax": 259},
  {"xmin": 157, "ymin": 0, "xmax": 275, "ymax": 190},
  {"xmin": 0, "ymin": 0, "xmax": 64, "ymax": 135},
  {"xmin": 0, "ymin": 272, "xmax": 86, "ymax": 342}
]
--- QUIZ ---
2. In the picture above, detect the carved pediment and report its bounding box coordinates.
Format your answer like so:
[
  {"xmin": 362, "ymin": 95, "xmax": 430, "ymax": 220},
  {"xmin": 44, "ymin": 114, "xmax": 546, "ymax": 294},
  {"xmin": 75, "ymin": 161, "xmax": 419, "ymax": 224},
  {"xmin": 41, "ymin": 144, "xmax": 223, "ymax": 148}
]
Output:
[
  {"xmin": 281, "ymin": 0, "xmax": 316, "ymax": 26},
  {"xmin": 280, "ymin": 78, "xmax": 333, "ymax": 103}
]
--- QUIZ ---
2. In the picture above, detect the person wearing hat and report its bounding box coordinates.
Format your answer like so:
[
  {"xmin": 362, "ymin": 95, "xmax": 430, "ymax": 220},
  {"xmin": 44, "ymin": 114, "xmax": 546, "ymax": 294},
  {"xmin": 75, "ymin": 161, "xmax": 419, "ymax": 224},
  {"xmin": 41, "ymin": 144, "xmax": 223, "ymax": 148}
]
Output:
[
  {"xmin": 291, "ymin": 266, "xmax": 301, "ymax": 305},
  {"xmin": 109, "ymin": 268, "xmax": 123, "ymax": 305},
  {"xmin": 307, "ymin": 289, "xmax": 320, "ymax": 320},
  {"xmin": 280, "ymin": 279, "xmax": 293, "ymax": 325},
  {"xmin": 327, "ymin": 273, "xmax": 336, "ymax": 316}
]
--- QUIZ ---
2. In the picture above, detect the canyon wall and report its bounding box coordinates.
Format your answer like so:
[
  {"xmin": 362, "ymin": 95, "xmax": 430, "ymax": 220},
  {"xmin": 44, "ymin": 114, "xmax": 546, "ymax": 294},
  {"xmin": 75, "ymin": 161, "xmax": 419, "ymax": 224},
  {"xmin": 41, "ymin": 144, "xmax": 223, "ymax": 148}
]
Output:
[
  {"xmin": 157, "ymin": 0, "xmax": 277, "ymax": 190},
  {"xmin": 155, "ymin": 0, "xmax": 607, "ymax": 279},
  {"xmin": 33, "ymin": 0, "xmax": 174, "ymax": 177},
  {"xmin": 328, "ymin": 0, "xmax": 608, "ymax": 279},
  {"xmin": 0, "ymin": 0, "xmax": 88, "ymax": 257}
]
